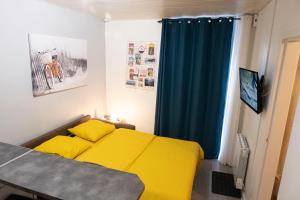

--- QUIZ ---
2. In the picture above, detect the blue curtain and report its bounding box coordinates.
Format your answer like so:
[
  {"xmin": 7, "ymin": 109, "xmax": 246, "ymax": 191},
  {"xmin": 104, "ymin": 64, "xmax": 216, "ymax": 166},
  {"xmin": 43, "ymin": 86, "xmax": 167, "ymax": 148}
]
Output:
[{"xmin": 155, "ymin": 17, "xmax": 234, "ymax": 159}]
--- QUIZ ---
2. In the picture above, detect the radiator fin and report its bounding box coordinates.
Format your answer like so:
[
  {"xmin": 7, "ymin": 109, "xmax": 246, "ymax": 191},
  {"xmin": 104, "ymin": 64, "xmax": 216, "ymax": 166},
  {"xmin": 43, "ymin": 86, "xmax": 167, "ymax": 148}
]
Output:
[{"xmin": 232, "ymin": 134, "xmax": 249, "ymax": 189}]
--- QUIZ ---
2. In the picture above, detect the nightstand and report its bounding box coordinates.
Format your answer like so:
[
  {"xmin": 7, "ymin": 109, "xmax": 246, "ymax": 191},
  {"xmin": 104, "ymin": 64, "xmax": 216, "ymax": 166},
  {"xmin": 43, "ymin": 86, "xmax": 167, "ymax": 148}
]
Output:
[{"xmin": 96, "ymin": 118, "xmax": 136, "ymax": 130}]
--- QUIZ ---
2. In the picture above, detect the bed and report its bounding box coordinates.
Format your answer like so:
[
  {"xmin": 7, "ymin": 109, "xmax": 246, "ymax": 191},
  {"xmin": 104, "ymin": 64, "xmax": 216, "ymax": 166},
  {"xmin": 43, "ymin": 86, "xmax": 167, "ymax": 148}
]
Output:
[{"xmin": 22, "ymin": 115, "xmax": 204, "ymax": 200}]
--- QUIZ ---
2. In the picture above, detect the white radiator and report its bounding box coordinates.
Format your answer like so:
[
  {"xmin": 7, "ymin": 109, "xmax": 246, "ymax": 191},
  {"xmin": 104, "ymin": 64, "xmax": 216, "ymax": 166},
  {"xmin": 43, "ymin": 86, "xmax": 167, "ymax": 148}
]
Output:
[{"xmin": 232, "ymin": 134, "xmax": 250, "ymax": 189}]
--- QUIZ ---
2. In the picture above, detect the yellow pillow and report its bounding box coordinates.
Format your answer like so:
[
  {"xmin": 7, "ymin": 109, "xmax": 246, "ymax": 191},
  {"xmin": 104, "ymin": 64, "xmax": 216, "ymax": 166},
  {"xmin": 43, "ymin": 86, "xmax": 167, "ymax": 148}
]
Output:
[
  {"xmin": 68, "ymin": 120, "xmax": 115, "ymax": 142},
  {"xmin": 34, "ymin": 136, "xmax": 91, "ymax": 159}
]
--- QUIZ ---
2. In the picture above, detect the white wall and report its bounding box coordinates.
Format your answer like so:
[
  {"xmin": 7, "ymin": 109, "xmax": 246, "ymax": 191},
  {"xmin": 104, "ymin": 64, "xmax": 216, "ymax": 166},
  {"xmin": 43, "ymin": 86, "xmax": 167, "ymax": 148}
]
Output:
[
  {"xmin": 240, "ymin": 2, "xmax": 276, "ymax": 199},
  {"xmin": 259, "ymin": 0, "xmax": 300, "ymax": 198},
  {"xmin": 0, "ymin": 0, "xmax": 106, "ymax": 145},
  {"xmin": 240, "ymin": 0, "xmax": 300, "ymax": 199},
  {"xmin": 278, "ymin": 76, "xmax": 300, "ymax": 199},
  {"xmin": 105, "ymin": 20, "xmax": 161, "ymax": 133}
]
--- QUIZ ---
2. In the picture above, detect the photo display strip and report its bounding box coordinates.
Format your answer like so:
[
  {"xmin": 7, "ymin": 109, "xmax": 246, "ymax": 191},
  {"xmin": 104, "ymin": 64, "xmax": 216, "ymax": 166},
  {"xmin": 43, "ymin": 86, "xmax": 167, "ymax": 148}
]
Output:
[{"xmin": 126, "ymin": 42, "xmax": 156, "ymax": 89}]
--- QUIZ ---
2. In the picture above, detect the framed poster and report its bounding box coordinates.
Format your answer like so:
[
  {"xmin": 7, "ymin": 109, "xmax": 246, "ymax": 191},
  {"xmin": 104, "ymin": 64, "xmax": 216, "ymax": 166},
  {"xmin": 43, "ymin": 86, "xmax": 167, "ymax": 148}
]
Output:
[
  {"xmin": 126, "ymin": 41, "xmax": 156, "ymax": 89},
  {"xmin": 28, "ymin": 33, "xmax": 87, "ymax": 97}
]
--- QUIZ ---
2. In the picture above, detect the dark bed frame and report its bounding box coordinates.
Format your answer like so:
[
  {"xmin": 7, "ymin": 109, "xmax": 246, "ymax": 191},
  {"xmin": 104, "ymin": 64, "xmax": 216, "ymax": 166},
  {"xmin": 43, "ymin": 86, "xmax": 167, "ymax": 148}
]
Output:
[{"xmin": 21, "ymin": 115, "xmax": 135, "ymax": 149}]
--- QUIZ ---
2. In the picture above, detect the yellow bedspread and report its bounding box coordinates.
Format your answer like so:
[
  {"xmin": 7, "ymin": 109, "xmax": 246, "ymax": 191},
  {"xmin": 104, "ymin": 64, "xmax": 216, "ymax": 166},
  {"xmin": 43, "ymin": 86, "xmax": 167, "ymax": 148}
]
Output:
[
  {"xmin": 128, "ymin": 137, "xmax": 203, "ymax": 200},
  {"xmin": 75, "ymin": 129, "xmax": 155, "ymax": 171},
  {"xmin": 73, "ymin": 128, "xmax": 204, "ymax": 200}
]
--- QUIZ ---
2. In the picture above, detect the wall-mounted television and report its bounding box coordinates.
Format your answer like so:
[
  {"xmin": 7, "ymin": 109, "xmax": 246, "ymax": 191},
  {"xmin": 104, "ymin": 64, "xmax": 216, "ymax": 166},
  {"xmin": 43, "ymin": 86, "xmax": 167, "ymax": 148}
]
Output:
[{"xmin": 239, "ymin": 68, "xmax": 264, "ymax": 114}]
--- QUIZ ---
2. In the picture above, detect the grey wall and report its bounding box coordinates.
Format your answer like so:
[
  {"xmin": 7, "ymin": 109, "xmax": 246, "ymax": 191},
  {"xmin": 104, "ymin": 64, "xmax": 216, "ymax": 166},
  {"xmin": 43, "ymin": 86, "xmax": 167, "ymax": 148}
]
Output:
[{"xmin": 0, "ymin": 0, "xmax": 106, "ymax": 145}]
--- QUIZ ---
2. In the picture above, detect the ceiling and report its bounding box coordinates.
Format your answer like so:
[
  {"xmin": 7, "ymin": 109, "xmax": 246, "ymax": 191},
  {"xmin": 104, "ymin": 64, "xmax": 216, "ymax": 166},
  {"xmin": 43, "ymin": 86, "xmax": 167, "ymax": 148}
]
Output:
[{"xmin": 44, "ymin": 0, "xmax": 271, "ymax": 20}]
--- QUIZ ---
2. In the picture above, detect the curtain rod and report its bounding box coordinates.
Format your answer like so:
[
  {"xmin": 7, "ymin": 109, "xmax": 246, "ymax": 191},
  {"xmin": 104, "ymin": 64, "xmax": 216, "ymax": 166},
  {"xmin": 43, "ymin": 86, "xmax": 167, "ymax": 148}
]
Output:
[{"xmin": 157, "ymin": 17, "xmax": 241, "ymax": 23}]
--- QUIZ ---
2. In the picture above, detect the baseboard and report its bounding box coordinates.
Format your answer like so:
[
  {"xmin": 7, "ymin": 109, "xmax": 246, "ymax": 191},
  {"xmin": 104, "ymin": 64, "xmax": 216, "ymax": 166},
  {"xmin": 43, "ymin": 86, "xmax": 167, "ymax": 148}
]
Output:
[{"xmin": 241, "ymin": 191, "xmax": 247, "ymax": 200}]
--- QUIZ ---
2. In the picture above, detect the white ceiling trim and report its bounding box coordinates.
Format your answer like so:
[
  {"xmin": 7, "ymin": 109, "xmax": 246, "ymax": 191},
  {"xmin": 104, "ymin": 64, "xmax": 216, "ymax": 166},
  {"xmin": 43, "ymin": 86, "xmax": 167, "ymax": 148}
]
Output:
[{"xmin": 43, "ymin": 0, "xmax": 272, "ymax": 20}]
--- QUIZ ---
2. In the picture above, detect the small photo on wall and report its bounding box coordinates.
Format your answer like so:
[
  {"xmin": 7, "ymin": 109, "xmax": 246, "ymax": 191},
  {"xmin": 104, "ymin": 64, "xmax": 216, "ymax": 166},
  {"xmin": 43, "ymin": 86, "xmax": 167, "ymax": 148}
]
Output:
[
  {"xmin": 128, "ymin": 68, "xmax": 138, "ymax": 80},
  {"xmin": 147, "ymin": 68, "xmax": 154, "ymax": 77},
  {"xmin": 138, "ymin": 45, "xmax": 146, "ymax": 54},
  {"xmin": 126, "ymin": 80, "xmax": 136, "ymax": 86},
  {"xmin": 145, "ymin": 78, "xmax": 155, "ymax": 87},
  {"xmin": 128, "ymin": 56, "xmax": 135, "ymax": 66},
  {"xmin": 128, "ymin": 43, "xmax": 134, "ymax": 55},
  {"xmin": 135, "ymin": 53, "xmax": 142, "ymax": 65},
  {"xmin": 145, "ymin": 58, "xmax": 156, "ymax": 65},
  {"xmin": 138, "ymin": 77, "xmax": 144, "ymax": 87},
  {"xmin": 139, "ymin": 68, "xmax": 147, "ymax": 77},
  {"xmin": 148, "ymin": 43, "xmax": 155, "ymax": 55}
]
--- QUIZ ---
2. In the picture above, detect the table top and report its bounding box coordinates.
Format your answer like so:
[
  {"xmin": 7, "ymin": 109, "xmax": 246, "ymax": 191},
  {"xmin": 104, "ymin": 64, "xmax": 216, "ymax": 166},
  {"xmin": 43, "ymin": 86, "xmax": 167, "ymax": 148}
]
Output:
[
  {"xmin": 0, "ymin": 142, "xmax": 30, "ymax": 166},
  {"xmin": 0, "ymin": 143, "xmax": 144, "ymax": 200}
]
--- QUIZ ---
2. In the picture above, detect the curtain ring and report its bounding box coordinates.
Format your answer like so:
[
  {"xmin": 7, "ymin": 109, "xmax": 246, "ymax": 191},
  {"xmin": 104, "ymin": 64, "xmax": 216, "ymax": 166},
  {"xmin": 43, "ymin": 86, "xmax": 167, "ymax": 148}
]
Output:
[
  {"xmin": 179, "ymin": 21, "xmax": 182, "ymax": 24},
  {"xmin": 219, "ymin": 19, "xmax": 222, "ymax": 23},
  {"xmin": 208, "ymin": 19, "xmax": 211, "ymax": 23},
  {"xmin": 198, "ymin": 20, "xmax": 201, "ymax": 23},
  {"xmin": 188, "ymin": 20, "xmax": 191, "ymax": 24}
]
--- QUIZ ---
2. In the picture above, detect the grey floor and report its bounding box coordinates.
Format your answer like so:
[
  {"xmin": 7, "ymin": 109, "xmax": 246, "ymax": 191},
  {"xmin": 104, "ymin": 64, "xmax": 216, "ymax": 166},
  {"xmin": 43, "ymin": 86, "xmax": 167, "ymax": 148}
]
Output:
[
  {"xmin": 0, "ymin": 159, "xmax": 240, "ymax": 200},
  {"xmin": 192, "ymin": 160, "xmax": 241, "ymax": 200}
]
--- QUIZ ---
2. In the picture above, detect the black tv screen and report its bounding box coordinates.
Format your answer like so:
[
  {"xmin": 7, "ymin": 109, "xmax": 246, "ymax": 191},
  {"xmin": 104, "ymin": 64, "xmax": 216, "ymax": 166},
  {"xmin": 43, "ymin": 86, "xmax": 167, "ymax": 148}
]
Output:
[{"xmin": 239, "ymin": 68, "xmax": 263, "ymax": 114}]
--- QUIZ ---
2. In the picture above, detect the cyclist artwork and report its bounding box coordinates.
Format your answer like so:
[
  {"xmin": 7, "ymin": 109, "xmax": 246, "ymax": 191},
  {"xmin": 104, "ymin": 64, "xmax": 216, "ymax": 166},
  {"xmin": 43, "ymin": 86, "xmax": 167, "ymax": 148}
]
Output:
[
  {"xmin": 39, "ymin": 49, "xmax": 64, "ymax": 89},
  {"xmin": 28, "ymin": 34, "xmax": 87, "ymax": 97}
]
